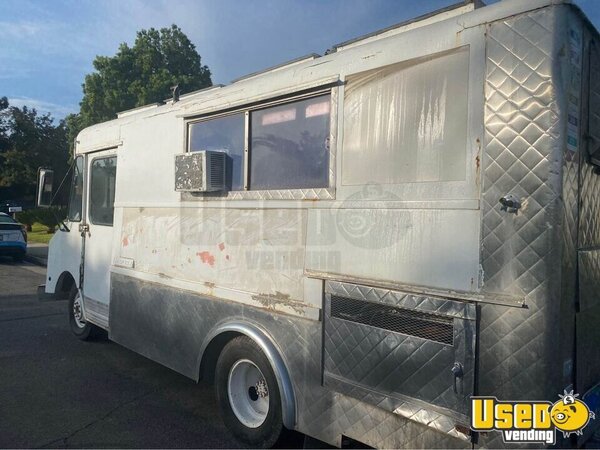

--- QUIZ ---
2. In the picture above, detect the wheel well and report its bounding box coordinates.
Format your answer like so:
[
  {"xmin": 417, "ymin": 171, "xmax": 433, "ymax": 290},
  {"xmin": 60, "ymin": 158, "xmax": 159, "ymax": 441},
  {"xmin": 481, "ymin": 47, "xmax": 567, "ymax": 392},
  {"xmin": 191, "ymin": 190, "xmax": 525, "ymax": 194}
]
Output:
[
  {"xmin": 55, "ymin": 272, "xmax": 76, "ymax": 300},
  {"xmin": 198, "ymin": 323, "xmax": 296, "ymax": 430},
  {"xmin": 199, "ymin": 331, "xmax": 242, "ymax": 383}
]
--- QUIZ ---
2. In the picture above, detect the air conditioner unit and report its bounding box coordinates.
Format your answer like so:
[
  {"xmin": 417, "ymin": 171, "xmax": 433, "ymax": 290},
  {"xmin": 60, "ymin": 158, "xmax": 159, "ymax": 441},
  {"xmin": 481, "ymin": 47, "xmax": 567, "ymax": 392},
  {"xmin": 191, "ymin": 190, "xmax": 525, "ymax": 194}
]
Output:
[{"xmin": 174, "ymin": 151, "xmax": 227, "ymax": 192}]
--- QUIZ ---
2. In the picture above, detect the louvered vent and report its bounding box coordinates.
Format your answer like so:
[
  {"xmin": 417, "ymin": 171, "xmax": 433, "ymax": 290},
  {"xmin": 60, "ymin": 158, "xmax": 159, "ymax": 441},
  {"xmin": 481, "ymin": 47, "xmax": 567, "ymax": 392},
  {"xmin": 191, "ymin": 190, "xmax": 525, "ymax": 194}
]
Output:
[
  {"xmin": 207, "ymin": 151, "xmax": 226, "ymax": 189},
  {"xmin": 330, "ymin": 295, "xmax": 454, "ymax": 345}
]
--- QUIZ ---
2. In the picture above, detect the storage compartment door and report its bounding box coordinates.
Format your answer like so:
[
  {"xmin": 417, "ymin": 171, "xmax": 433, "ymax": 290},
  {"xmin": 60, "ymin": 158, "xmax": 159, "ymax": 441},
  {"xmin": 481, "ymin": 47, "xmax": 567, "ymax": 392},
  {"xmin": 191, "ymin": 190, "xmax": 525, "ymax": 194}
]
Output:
[{"xmin": 323, "ymin": 281, "xmax": 476, "ymax": 439}]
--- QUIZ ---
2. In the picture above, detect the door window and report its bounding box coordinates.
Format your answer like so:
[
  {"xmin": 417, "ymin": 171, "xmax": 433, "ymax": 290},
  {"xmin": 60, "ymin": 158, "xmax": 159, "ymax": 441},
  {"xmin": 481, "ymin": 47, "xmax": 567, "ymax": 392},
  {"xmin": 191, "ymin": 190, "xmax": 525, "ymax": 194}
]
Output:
[
  {"xmin": 89, "ymin": 156, "xmax": 117, "ymax": 226},
  {"xmin": 67, "ymin": 156, "xmax": 84, "ymax": 222}
]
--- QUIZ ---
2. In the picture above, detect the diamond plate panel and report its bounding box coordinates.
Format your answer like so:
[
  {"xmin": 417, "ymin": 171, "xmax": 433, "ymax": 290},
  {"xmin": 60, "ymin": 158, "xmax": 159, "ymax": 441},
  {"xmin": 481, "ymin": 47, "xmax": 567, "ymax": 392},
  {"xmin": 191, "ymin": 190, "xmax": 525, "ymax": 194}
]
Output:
[
  {"xmin": 183, "ymin": 186, "xmax": 335, "ymax": 201},
  {"xmin": 276, "ymin": 292, "xmax": 471, "ymax": 449},
  {"xmin": 323, "ymin": 281, "xmax": 475, "ymax": 440},
  {"xmin": 482, "ymin": 9, "xmax": 561, "ymax": 297},
  {"xmin": 326, "ymin": 281, "xmax": 476, "ymax": 320},
  {"xmin": 479, "ymin": 9, "xmax": 568, "ymax": 449}
]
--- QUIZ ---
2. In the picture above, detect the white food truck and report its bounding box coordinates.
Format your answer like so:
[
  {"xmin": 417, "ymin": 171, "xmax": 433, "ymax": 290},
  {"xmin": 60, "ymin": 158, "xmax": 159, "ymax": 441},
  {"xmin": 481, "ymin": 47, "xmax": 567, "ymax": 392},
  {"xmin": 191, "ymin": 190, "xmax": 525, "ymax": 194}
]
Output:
[{"xmin": 38, "ymin": 0, "xmax": 600, "ymax": 447}]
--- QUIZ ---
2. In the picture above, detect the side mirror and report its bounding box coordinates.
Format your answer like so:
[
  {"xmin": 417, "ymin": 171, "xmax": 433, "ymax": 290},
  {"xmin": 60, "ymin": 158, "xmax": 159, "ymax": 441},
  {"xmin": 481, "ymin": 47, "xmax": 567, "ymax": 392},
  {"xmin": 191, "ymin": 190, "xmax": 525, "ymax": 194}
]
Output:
[{"xmin": 37, "ymin": 168, "xmax": 54, "ymax": 208}]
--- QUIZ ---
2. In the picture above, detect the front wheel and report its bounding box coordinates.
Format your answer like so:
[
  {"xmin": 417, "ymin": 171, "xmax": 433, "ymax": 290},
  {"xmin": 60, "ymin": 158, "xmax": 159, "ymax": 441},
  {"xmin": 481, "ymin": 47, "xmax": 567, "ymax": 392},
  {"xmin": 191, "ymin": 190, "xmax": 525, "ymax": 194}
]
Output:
[
  {"xmin": 68, "ymin": 287, "xmax": 99, "ymax": 340},
  {"xmin": 215, "ymin": 336, "xmax": 284, "ymax": 448}
]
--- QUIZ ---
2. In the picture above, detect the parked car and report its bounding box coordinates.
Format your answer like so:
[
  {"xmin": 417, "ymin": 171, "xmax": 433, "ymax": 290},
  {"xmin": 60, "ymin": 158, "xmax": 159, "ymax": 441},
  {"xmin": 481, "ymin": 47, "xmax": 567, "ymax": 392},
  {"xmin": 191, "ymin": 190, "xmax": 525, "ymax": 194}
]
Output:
[{"xmin": 0, "ymin": 212, "xmax": 27, "ymax": 262}]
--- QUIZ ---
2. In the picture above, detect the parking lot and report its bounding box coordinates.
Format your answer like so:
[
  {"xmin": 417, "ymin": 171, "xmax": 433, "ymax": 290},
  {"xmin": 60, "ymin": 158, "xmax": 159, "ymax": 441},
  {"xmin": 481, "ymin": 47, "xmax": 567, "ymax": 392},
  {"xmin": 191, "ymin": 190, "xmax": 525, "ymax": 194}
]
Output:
[{"xmin": 0, "ymin": 259, "xmax": 257, "ymax": 448}]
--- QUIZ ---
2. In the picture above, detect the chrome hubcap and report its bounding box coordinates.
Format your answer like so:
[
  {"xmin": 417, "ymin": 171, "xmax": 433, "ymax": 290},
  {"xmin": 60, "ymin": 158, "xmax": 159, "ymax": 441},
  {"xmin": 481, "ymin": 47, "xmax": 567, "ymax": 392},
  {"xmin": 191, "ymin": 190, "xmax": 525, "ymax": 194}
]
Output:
[{"xmin": 72, "ymin": 292, "xmax": 86, "ymax": 328}]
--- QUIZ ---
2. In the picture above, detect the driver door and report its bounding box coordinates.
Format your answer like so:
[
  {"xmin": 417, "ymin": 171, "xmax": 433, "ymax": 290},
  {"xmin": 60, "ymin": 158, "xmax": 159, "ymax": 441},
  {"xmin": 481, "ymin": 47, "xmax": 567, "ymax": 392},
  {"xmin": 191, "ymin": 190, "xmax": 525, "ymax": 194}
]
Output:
[{"xmin": 82, "ymin": 150, "xmax": 117, "ymax": 328}]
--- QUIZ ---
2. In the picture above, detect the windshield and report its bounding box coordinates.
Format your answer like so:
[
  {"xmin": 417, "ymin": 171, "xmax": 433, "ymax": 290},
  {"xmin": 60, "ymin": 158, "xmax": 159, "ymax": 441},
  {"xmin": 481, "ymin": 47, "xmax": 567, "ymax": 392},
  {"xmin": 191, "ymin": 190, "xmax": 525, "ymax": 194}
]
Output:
[{"xmin": 0, "ymin": 215, "xmax": 16, "ymax": 224}]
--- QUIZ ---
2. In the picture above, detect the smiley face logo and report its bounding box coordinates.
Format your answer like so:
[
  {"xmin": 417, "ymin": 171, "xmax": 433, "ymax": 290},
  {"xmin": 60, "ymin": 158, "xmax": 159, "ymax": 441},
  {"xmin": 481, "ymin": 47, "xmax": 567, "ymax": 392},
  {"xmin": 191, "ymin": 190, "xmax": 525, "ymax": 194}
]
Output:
[{"xmin": 550, "ymin": 391, "xmax": 595, "ymax": 437}]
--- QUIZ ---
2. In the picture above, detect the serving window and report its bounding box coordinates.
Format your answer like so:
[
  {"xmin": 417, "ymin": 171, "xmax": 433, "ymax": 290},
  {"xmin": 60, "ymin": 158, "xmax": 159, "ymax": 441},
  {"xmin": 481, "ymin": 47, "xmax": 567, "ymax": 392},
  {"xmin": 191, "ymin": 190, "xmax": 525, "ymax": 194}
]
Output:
[
  {"xmin": 187, "ymin": 92, "xmax": 331, "ymax": 193},
  {"xmin": 342, "ymin": 47, "xmax": 469, "ymax": 186}
]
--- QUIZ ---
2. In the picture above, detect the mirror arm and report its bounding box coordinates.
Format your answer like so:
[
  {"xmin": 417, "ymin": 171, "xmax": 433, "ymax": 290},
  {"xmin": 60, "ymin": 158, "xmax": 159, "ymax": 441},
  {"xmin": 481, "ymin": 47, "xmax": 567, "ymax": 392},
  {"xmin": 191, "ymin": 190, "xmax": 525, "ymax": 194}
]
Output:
[
  {"xmin": 46, "ymin": 161, "xmax": 77, "ymax": 232},
  {"xmin": 48, "ymin": 162, "xmax": 74, "ymax": 207}
]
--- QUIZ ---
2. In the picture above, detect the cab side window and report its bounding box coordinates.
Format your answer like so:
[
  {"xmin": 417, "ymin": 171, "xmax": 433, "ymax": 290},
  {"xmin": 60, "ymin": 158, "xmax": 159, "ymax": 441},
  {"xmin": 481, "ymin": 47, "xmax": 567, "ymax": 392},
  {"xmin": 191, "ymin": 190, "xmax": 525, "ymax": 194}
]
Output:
[
  {"xmin": 67, "ymin": 156, "xmax": 84, "ymax": 222},
  {"xmin": 89, "ymin": 156, "xmax": 117, "ymax": 226}
]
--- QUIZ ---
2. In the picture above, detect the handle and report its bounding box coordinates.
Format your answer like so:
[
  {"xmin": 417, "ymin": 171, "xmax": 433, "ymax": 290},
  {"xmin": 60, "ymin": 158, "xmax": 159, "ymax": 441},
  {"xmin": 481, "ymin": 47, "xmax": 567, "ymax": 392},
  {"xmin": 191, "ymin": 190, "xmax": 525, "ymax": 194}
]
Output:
[
  {"xmin": 498, "ymin": 194, "xmax": 521, "ymax": 214},
  {"xmin": 451, "ymin": 362, "xmax": 463, "ymax": 394}
]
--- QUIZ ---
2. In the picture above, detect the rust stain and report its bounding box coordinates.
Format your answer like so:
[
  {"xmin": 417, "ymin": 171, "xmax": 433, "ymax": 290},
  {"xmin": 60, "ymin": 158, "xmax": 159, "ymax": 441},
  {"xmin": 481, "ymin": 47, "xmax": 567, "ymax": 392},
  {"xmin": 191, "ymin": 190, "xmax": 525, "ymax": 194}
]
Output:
[
  {"xmin": 122, "ymin": 235, "xmax": 129, "ymax": 247},
  {"xmin": 252, "ymin": 291, "xmax": 306, "ymax": 316},
  {"xmin": 475, "ymin": 138, "xmax": 482, "ymax": 188},
  {"xmin": 218, "ymin": 242, "xmax": 225, "ymax": 251},
  {"xmin": 204, "ymin": 281, "xmax": 215, "ymax": 296},
  {"xmin": 197, "ymin": 251, "xmax": 215, "ymax": 266}
]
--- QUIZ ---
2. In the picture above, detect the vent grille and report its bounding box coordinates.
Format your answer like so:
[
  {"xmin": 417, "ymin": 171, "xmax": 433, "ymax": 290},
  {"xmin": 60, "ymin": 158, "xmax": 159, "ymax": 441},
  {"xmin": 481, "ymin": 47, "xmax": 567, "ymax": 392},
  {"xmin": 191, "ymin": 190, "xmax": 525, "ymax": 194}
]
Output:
[
  {"xmin": 208, "ymin": 152, "xmax": 226, "ymax": 187},
  {"xmin": 330, "ymin": 295, "xmax": 454, "ymax": 345}
]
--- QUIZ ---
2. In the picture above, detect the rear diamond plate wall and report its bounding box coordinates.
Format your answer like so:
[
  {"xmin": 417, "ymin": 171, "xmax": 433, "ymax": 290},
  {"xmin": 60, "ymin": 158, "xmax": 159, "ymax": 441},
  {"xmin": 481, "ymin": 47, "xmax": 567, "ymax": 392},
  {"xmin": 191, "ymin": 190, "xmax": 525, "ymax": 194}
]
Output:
[
  {"xmin": 479, "ymin": 8, "xmax": 567, "ymax": 447},
  {"xmin": 482, "ymin": 8, "xmax": 559, "ymax": 298}
]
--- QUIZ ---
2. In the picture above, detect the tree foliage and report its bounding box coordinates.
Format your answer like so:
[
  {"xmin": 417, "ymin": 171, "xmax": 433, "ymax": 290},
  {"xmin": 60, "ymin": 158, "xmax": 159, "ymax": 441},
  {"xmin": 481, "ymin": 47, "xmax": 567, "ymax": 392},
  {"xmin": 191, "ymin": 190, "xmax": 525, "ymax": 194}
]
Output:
[
  {"xmin": 1, "ymin": 24, "xmax": 210, "ymax": 206},
  {"xmin": 67, "ymin": 24, "xmax": 212, "ymax": 146},
  {"xmin": 0, "ymin": 97, "xmax": 69, "ymax": 204}
]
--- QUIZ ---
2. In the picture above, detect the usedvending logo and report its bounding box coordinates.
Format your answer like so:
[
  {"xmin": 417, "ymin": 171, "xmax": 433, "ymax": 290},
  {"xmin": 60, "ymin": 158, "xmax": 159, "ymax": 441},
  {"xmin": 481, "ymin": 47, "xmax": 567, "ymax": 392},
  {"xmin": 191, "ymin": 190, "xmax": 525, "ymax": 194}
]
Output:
[{"xmin": 471, "ymin": 391, "xmax": 595, "ymax": 444}]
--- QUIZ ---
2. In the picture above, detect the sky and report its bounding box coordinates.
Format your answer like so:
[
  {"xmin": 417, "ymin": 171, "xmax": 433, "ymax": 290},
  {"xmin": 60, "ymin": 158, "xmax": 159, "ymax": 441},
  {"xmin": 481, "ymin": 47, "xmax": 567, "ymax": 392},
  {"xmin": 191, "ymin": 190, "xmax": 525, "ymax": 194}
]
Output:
[{"xmin": 0, "ymin": 0, "xmax": 599, "ymax": 122}]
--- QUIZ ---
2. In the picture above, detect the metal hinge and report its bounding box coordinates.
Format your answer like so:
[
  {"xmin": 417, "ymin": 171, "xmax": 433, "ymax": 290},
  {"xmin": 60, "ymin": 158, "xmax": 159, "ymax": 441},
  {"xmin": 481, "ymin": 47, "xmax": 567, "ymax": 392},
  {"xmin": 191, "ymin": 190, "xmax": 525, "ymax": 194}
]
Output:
[{"xmin": 78, "ymin": 223, "xmax": 89, "ymax": 236}]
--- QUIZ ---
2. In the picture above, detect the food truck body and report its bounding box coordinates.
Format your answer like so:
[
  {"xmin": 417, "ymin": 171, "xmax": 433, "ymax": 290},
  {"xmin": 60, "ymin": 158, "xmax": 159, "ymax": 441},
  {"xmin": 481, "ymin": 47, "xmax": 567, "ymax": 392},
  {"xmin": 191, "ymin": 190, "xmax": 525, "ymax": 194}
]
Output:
[{"xmin": 40, "ymin": 0, "xmax": 600, "ymax": 447}]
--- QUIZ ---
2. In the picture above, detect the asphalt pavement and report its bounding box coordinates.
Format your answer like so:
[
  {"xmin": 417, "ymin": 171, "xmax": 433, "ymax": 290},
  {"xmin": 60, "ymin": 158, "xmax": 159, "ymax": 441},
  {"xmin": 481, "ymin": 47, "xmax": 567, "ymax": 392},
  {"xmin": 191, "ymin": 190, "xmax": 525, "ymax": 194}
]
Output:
[
  {"xmin": 0, "ymin": 257, "xmax": 304, "ymax": 448},
  {"xmin": 25, "ymin": 243, "xmax": 48, "ymax": 266}
]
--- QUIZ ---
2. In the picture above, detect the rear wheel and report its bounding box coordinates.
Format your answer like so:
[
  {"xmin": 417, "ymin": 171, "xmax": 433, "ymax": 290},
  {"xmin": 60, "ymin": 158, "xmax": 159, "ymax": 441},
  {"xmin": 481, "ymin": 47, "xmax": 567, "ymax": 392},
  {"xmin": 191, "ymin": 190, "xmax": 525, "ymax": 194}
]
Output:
[
  {"xmin": 68, "ymin": 287, "xmax": 99, "ymax": 340},
  {"xmin": 215, "ymin": 336, "xmax": 284, "ymax": 448}
]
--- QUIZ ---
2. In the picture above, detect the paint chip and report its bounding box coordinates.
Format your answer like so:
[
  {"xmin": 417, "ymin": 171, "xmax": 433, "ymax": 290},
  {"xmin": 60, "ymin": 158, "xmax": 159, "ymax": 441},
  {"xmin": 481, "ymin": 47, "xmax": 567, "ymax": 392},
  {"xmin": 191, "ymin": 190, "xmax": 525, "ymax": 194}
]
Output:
[{"xmin": 197, "ymin": 251, "xmax": 215, "ymax": 266}]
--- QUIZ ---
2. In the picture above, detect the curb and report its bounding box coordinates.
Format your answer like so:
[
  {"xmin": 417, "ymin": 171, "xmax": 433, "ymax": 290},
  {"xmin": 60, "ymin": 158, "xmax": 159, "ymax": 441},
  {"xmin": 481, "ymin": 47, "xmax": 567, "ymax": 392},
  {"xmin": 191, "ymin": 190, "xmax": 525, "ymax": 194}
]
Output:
[{"xmin": 24, "ymin": 254, "xmax": 47, "ymax": 267}]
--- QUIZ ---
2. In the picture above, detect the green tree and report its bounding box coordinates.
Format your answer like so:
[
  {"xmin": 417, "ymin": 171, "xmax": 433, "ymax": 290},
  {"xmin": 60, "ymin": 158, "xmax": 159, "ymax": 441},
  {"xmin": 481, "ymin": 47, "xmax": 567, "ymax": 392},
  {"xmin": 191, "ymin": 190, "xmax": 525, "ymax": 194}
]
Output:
[
  {"xmin": 67, "ymin": 24, "xmax": 212, "ymax": 147},
  {"xmin": 0, "ymin": 99, "xmax": 69, "ymax": 204}
]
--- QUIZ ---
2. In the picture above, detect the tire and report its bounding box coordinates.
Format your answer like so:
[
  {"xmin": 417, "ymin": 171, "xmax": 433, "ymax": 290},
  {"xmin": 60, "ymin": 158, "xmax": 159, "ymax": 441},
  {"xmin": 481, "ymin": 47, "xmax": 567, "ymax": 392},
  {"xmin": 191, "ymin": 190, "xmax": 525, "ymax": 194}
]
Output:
[
  {"xmin": 215, "ymin": 336, "xmax": 284, "ymax": 448},
  {"xmin": 12, "ymin": 254, "xmax": 23, "ymax": 263},
  {"xmin": 68, "ymin": 286, "xmax": 99, "ymax": 340}
]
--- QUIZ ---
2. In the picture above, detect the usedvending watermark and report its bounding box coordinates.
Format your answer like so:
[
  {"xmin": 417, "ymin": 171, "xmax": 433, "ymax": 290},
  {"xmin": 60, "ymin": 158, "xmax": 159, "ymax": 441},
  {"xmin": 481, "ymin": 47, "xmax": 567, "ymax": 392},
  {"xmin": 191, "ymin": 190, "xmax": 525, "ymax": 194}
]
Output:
[{"xmin": 471, "ymin": 391, "xmax": 595, "ymax": 444}]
